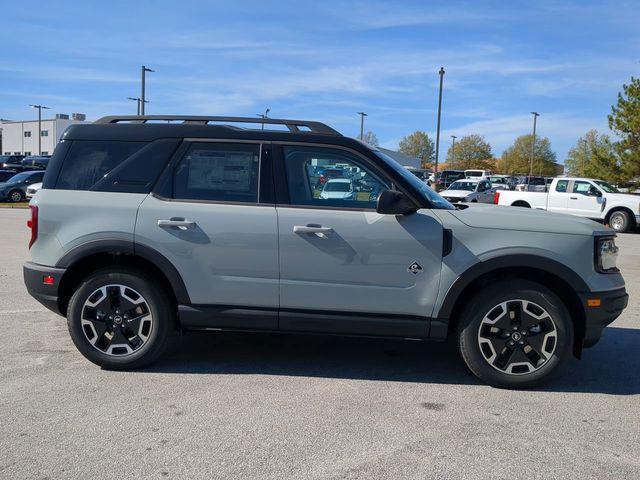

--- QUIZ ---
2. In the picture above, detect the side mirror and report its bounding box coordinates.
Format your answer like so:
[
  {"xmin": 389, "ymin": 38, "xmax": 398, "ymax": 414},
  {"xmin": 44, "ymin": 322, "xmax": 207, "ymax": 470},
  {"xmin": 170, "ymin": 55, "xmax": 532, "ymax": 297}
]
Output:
[
  {"xmin": 376, "ymin": 190, "xmax": 418, "ymax": 215},
  {"xmin": 589, "ymin": 186, "xmax": 602, "ymax": 197}
]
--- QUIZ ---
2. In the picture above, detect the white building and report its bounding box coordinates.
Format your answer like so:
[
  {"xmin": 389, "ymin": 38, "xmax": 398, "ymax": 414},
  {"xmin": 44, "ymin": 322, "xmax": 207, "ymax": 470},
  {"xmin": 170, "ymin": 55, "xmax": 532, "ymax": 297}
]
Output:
[{"xmin": 1, "ymin": 114, "xmax": 89, "ymax": 156}]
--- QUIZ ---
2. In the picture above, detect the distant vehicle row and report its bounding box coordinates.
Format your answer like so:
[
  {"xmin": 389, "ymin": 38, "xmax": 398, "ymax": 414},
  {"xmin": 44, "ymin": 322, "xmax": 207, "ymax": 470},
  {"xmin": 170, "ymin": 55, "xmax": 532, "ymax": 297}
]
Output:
[{"xmin": 0, "ymin": 170, "xmax": 45, "ymax": 202}]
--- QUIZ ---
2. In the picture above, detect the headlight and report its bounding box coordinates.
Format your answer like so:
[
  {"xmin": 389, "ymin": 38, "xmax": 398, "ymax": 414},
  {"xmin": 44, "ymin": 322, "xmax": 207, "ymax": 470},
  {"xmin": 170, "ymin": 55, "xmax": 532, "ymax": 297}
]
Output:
[{"xmin": 595, "ymin": 236, "xmax": 619, "ymax": 273}]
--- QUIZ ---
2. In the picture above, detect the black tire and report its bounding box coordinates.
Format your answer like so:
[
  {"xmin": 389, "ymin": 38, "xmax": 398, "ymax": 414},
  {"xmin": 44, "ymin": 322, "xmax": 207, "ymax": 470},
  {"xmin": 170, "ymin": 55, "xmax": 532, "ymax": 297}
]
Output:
[
  {"xmin": 457, "ymin": 280, "xmax": 573, "ymax": 389},
  {"xmin": 608, "ymin": 210, "xmax": 630, "ymax": 233},
  {"xmin": 67, "ymin": 268, "xmax": 174, "ymax": 370},
  {"xmin": 8, "ymin": 189, "xmax": 24, "ymax": 203}
]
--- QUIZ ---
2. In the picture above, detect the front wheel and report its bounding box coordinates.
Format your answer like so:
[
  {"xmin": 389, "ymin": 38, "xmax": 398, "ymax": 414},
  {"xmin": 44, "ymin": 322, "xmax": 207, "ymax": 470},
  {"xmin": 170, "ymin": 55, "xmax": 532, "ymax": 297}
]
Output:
[
  {"xmin": 608, "ymin": 210, "xmax": 631, "ymax": 233},
  {"xmin": 457, "ymin": 280, "xmax": 573, "ymax": 388},
  {"xmin": 8, "ymin": 189, "xmax": 24, "ymax": 202},
  {"xmin": 67, "ymin": 268, "xmax": 174, "ymax": 369}
]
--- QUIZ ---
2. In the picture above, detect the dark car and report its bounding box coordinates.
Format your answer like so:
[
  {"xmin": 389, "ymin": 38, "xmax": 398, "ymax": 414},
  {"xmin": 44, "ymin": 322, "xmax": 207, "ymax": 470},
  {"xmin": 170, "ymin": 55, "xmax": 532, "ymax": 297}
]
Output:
[
  {"xmin": 0, "ymin": 170, "xmax": 45, "ymax": 202},
  {"xmin": 0, "ymin": 155, "xmax": 25, "ymax": 170},
  {"xmin": 21, "ymin": 156, "xmax": 51, "ymax": 170},
  {"xmin": 435, "ymin": 170, "xmax": 465, "ymax": 191},
  {"xmin": 0, "ymin": 170, "xmax": 18, "ymax": 182}
]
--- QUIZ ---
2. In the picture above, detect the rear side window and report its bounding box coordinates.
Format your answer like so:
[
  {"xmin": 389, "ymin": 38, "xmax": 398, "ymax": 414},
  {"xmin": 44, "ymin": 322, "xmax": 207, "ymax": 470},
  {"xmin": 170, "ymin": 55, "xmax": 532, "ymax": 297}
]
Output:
[
  {"xmin": 56, "ymin": 141, "xmax": 145, "ymax": 190},
  {"xmin": 172, "ymin": 143, "xmax": 260, "ymax": 203},
  {"xmin": 555, "ymin": 180, "xmax": 568, "ymax": 192}
]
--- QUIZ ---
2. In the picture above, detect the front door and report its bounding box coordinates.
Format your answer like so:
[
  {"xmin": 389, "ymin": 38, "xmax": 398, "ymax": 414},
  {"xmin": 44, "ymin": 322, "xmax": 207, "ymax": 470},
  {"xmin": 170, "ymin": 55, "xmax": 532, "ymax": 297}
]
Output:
[
  {"xmin": 275, "ymin": 144, "xmax": 443, "ymax": 337},
  {"xmin": 567, "ymin": 180, "xmax": 603, "ymax": 218},
  {"xmin": 135, "ymin": 141, "xmax": 279, "ymax": 328}
]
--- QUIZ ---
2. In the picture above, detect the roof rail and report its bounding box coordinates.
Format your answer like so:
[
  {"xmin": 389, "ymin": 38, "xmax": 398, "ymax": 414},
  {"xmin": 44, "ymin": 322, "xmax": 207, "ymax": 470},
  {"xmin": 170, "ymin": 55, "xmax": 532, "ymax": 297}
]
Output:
[{"xmin": 93, "ymin": 115, "xmax": 341, "ymax": 136}]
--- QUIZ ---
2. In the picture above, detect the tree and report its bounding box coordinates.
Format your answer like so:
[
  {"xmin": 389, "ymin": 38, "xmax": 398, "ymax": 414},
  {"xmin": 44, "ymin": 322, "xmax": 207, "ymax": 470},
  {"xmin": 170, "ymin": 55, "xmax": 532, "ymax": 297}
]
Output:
[
  {"xmin": 398, "ymin": 131, "xmax": 435, "ymax": 169},
  {"xmin": 498, "ymin": 134, "xmax": 557, "ymax": 176},
  {"xmin": 445, "ymin": 134, "xmax": 493, "ymax": 170},
  {"xmin": 608, "ymin": 76, "xmax": 640, "ymax": 181},
  {"xmin": 565, "ymin": 130, "xmax": 620, "ymax": 183},
  {"xmin": 362, "ymin": 131, "xmax": 379, "ymax": 147}
]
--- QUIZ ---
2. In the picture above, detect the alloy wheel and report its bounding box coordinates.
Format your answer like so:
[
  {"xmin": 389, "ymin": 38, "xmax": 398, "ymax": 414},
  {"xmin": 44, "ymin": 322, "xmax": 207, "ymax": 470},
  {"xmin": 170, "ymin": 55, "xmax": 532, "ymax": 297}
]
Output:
[
  {"xmin": 81, "ymin": 284, "xmax": 153, "ymax": 356},
  {"xmin": 609, "ymin": 213, "xmax": 625, "ymax": 232},
  {"xmin": 9, "ymin": 190, "xmax": 22, "ymax": 202},
  {"xmin": 477, "ymin": 299, "xmax": 557, "ymax": 375}
]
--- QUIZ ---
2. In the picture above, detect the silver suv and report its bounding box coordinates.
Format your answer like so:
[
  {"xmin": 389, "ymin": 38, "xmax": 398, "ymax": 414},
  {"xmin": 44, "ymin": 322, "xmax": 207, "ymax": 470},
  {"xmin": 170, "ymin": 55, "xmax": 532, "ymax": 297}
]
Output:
[{"xmin": 23, "ymin": 115, "xmax": 628, "ymax": 388}]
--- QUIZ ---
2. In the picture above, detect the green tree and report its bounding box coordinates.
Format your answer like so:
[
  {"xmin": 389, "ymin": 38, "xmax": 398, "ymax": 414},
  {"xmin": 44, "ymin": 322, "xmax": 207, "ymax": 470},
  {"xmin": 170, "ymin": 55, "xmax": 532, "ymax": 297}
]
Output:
[
  {"xmin": 398, "ymin": 131, "xmax": 435, "ymax": 169},
  {"xmin": 445, "ymin": 134, "xmax": 493, "ymax": 170},
  {"xmin": 362, "ymin": 131, "xmax": 379, "ymax": 147},
  {"xmin": 608, "ymin": 76, "xmax": 640, "ymax": 181},
  {"xmin": 565, "ymin": 130, "xmax": 620, "ymax": 182},
  {"xmin": 498, "ymin": 134, "xmax": 557, "ymax": 176}
]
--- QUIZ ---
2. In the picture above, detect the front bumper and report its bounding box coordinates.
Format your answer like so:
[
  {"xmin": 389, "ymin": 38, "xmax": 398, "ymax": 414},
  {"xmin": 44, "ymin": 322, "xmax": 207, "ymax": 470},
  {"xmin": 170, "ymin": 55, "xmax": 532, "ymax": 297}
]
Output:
[
  {"xmin": 23, "ymin": 261, "xmax": 66, "ymax": 315},
  {"xmin": 580, "ymin": 286, "xmax": 628, "ymax": 347}
]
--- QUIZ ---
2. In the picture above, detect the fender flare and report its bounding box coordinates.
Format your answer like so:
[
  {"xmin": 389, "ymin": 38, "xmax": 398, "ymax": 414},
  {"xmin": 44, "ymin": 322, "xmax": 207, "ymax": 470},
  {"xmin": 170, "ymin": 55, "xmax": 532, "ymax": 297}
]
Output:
[
  {"xmin": 436, "ymin": 254, "xmax": 589, "ymax": 320},
  {"xmin": 56, "ymin": 239, "xmax": 191, "ymax": 304}
]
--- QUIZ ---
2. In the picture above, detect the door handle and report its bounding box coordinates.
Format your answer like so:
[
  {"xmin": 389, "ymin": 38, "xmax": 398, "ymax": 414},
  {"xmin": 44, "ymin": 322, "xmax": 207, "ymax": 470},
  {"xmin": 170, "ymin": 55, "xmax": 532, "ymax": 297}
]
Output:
[
  {"xmin": 293, "ymin": 224, "xmax": 333, "ymax": 234},
  {"xmin": 158, "ymin": 218, "xmax": 196, "ymax": 230},
  {"xmin": 570, "ymin": 196, "xmax": 578, "ymax": 200}
]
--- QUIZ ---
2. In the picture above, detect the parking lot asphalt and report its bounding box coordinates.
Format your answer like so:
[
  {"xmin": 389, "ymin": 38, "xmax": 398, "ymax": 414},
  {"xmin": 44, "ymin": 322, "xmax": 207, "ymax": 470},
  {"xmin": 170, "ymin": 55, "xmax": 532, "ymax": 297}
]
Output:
[{"xmin": 0, "ymin": 208, "xmax": 638, "ymax": 480}]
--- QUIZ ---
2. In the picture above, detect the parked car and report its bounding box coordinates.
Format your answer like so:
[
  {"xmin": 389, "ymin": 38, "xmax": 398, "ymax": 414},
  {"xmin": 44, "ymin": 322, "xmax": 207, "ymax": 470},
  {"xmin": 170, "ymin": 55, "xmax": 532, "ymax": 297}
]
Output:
[
  {"xmin": 440, "ymin": 179, "xmax": 497, "ymax": 203},
  {"xmin": 0, "ymin": 169, "xmax": 19, "ymax": 183},
  {"xmin": 23, "ymin": 114, "xmax": 628, "ymax": 389},
  {"xmin": 515, "ymin": 176, "xmax": 547, "ymax": 192},
  {"xmin": 464, "ymin": 169, "xmax": 491, "ymax": 180},
  {"xmin": 0, "ymin": 170, "xmax": 44, "ymax": 202},
  {"xmin": 488, "ymin": 175, "xmax": 511, "ymax": 190},
  {"xmin": 320, "ymin": 179, "xmax": 355, "ymax": 200},
  {"xmin": 435, "ymin": 170, "xmax": 465, "ymax": 191},
  {"xmin": 26, "ymin": 182, "xmax": 42, "ymax": 199},
  {"xmin": 21, "ymin": 155, "xmax": 50, "ymax": 170},
  {"xmin": 495, "ymin": 176, "xmax": 640, "ymax": 232},
  {"xmin": 405, "ymin": 167, "xmax": 431, "ymax": 182},
  {"xmin": 0, "ymin": 155, "xmax": 25, "ymax": 171},
  {"xmin": 315, "ymin": 168, "xmax": 344, "ymax": 188}
]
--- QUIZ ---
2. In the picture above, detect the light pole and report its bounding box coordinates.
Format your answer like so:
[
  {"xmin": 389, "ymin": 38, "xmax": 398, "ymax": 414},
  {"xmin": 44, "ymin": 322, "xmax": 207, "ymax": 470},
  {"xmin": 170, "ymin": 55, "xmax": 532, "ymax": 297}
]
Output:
[
  {"xmin": 128, "ymin": 97, "xmax": 141, "ymax": 115},
  {"xmin": 30, "ymin": 104, "xmax": 50, "ymax": 155},
  {"xmin": 434, "ymin": 67, "xmax": 445, "ymax": 174},
  {"xmin": 257, "ymin": 108, "xmax": 270, "ymax": 130},
  {"xmin": 357, "ymin": 112, "xmax": 368, "ymax": 140},
  {"xmin": 529, "ymin": 112, "xmax": 540, "ymax": 177},
  {"xmin": 450, "ymin": 135, "xmax": 457, "ymax": 168},
  {"xmin": 581, "ymin": 138, "xmax": 588, "ymax": 177},
  {"xmin": 141, "ymin": 65, "xmax": 154, "ymax": 115}
]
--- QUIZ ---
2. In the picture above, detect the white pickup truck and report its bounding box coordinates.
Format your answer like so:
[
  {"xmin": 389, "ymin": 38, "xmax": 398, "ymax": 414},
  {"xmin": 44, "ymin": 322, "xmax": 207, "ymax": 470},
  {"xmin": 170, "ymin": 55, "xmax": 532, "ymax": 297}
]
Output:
[{"xmin": 494, "ymin": 177, "xmax": 640, "ymax": 232}]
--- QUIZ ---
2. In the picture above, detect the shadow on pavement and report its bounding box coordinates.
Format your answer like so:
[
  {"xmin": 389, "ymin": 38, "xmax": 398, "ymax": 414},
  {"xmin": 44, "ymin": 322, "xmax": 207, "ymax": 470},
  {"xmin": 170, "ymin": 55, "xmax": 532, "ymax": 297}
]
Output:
[{"xmin": 145, "ymin": 326, "xmax": 640, "ymax": 395}]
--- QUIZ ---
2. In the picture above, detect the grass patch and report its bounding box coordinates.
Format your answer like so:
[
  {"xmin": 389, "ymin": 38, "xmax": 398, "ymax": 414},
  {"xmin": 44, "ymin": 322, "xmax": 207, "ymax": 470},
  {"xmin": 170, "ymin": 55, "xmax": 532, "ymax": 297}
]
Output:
[{"xmin": 0, "ymin": 202, "xmax": 29, "ymax": 209}]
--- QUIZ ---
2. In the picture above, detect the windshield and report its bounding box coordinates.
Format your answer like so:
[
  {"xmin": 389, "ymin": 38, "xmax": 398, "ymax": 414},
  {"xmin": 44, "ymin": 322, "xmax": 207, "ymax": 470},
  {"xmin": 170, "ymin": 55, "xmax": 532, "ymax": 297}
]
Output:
[
  {"xmin": 374, "ymin": 151, "xmax": 454, "ymax": 210},
  {"xmin": 448, "ymin": 181, "xmax": 477, "ymax": 191},
  {"xmin": 324, "ymin": 182, "xmax": 351, "ymax": 192},
  {"xmin": 594, "ymin": 180, "xmax": 619, "ymax": 193}
]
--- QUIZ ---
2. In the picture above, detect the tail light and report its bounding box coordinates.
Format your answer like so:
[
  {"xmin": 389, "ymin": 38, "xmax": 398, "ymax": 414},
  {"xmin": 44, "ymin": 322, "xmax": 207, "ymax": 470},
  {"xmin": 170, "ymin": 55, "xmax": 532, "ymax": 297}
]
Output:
[
  {"xmin": 319, "ymin": 175, "xmax": 327, "ymax": 184},
  {"xmin": 27, "ymin": 205, "xmax": 38, "ymax": 248},
  {"xmin": 493, "ymin": 191, "xmax": 500, "ymax": 204}
]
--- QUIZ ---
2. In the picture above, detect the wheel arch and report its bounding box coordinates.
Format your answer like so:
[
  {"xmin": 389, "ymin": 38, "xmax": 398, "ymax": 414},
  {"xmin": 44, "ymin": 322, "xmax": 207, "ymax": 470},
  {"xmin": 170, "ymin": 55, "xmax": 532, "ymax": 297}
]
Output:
[
  {"xmin": 56, "ymin": 240, "xmax": 190, "ymax": 316},
  {"xmin": 511, "ymin": 200, "xmax": 531, "ymax": 208},
  {"xmin": 437, "ymin": 255, "xmax": 587, "ymax": 357},
  {"xmin": 605, "ymin": 206, "xmax": 636, "ymax": 228}
]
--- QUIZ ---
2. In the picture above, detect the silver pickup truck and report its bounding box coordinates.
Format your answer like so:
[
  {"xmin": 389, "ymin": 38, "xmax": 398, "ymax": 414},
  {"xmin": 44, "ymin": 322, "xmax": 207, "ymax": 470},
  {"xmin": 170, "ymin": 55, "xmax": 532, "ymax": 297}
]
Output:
[{"xmin": 23, "ymin": 115, "xmax": 628, "ymax": 388}]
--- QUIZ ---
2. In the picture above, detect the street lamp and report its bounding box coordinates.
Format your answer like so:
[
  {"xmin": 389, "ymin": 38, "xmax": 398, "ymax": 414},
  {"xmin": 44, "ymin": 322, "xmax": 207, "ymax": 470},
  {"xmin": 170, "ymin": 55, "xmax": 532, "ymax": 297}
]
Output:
[
  {"xmin": 434, "ymin": 67, "xmax": 445, "ymax": 173},
  {"xmin": 30, "ymin": 104, "xmax": 50, "ymax": 155},
  {"xmin": 257, "ymin": 108, "xmax": 270, "ymax": 130},
  {"xmin": 450, "ymin": 135, "xmax": 457, "ymax": 168},
  {"xmin": 529, "ymin": 112, "xmax": 540, "ymax": 178},
  {"xmin": 141, "ymin": 65, "xmax": 154, "ymax": 115},
  {"xmin": 357, "ymin": 112, "xmax": 368, "ymax": 141}
]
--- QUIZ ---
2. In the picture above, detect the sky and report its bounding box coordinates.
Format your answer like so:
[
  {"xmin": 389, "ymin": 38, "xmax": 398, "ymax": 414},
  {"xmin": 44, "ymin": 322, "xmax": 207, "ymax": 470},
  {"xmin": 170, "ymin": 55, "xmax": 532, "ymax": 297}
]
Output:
[{"xmin": 1, "ymin": 0, "xmax": 639, "ymax": 162}]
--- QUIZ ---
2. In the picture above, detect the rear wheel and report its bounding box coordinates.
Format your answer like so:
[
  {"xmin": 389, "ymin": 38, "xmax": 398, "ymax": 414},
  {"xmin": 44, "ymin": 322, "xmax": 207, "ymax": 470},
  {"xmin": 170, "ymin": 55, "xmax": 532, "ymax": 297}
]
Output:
[
  {"xmin": 67, "ymin": 268, "xmax": 173, "ymax": 369},
  {"xmin": 608, "ymin": 210, "xmax": 631, "ymax": 233},
  {"xmin": 8, "ymin": 189, "xmax": 23, "ymax": 202},
  {"xmin": 457, "ymin": 280, "xmax": 572, "ymax": 388}
]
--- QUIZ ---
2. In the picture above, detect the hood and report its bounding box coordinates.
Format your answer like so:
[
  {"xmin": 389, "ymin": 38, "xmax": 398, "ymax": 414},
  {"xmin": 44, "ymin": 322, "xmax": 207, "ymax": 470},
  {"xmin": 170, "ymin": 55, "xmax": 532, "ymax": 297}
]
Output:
[
  {"xmin": 447, "ymin": 203, "xmax": 607, "ymax": 235},
  {"xmin": 442, "ymin": 189, "xmax": 473, "ymax": 198}
]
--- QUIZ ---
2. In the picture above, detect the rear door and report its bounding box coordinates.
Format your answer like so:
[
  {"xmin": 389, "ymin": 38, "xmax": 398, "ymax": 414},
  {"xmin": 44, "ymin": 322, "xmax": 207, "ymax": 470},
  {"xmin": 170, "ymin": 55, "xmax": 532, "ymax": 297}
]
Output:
[
  {"xmin": 547, "ymin": 179, "xmax": 570, "ymax": 213},
  {"xmin": 274, "ymin": 144, "xmax": 443, "ymax": 337},
  {"xmin": 135, "ymin": 140, "xmax": 279, "ymax": 329}
]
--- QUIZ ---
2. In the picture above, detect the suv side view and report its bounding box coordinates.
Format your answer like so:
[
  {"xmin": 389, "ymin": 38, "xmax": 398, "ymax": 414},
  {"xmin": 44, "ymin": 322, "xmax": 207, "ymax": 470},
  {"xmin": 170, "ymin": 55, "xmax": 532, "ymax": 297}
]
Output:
[{"xmin": 24, "ymin": 115, "xmax": 628, "ymax": 388}]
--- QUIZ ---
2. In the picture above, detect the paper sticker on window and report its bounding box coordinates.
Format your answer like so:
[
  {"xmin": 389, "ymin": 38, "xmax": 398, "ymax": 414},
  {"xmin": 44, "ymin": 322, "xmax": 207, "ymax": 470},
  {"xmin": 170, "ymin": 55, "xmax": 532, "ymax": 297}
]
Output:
[{"xmin": 187, "ymin": 151, "xmax": 255, "ymax": 192}]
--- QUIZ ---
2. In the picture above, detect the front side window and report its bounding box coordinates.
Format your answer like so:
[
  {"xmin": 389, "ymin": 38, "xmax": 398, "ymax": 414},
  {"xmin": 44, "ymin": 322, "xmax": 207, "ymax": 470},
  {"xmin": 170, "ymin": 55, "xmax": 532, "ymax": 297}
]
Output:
[
  {"xmin": 173, "ymin": 143, "xmax": 260, "ymax": 203},
  {"xmin": 572, "ymin": 181, "xmax": 592, "ymax": 195},
  {"xmin": 555, "ymin": 180, "xmax": 569, "ymax": 192},
  {"xmin": 283, "ymin": 146, "xmax": 388, "ymax": 209}
]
